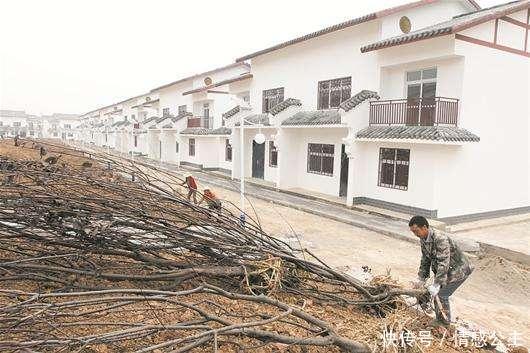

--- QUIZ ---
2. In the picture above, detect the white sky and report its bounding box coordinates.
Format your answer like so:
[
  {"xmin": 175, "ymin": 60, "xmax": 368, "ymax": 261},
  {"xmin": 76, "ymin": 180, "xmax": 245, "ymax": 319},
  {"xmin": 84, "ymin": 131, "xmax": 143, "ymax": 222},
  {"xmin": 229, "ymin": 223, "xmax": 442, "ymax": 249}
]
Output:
[{"xmin": 0, "ymin": 0, "xmax": 504, "ymax": 116}]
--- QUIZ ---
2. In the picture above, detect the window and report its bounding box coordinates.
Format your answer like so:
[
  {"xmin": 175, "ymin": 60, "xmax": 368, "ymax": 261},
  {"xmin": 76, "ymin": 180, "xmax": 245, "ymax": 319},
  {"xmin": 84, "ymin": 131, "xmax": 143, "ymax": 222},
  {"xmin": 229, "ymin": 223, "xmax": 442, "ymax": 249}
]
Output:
[
  {"xmin": 132, "ymin": 114, "xmax": 136, "ymax": 121},
  {"xmin": 67, "ymin": 133, "xmax": 73, "ymax": 137},
  {"xmin": 378, "ymin": 148, "xmax": 410, "ymax": 190},
  {"xmin": 406, "ymin": 68, "xmax": 437, "ymax": 126},
  {"xmin": 262, "ymin": 87, "xmax": 284, "ymax": 113},
  {"xmin": 269, "ymin": 141, "xmax": 278, "ymax": 167},
  {"xmin": 225, "ymin": 139, "xmax": 232, "ymax": 161},
  {"xmin": 0, "ymin": 122, "xmax": 3, "ymax": 126},
  {"xmin": 13, "ymin": 122, "xmax": 21, "ymax": 127},
  {"xmin": 162, "ymin": 108, "xmax": 170, "ymax": 117},
  {"xmin": 189, "ymin": 138, "xmax": 195, "ymax": 156},
  {"xmin": 175, "ymin": 141, "xmax": 179, "ymax": 153},
  {"xmin": 178, "ymin": 105, "xmax": 187, "ymax": 114},
  {"xmin": 64, "ymin": 124, "xmax": 71, "ymax": 129},
  {"xmin": 307, "ymin": 143, "xmax": 334, "ymax": 176},
  {"xmin": 134, "ymin": 135, "xmax": 138, "ymax": 147},
  {"xmin": 203, "ymin": 103, "xmax": 210, "ymax": 118},
  {"xmin": 318, "ymin": 77, "xmax": 351, "ymax": 109}
]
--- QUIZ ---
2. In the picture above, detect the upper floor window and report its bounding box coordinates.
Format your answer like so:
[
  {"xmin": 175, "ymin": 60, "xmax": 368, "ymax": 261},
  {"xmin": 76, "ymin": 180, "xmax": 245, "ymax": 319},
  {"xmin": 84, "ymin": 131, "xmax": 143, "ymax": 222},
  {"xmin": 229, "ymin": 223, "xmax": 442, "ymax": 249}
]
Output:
[
  {"xmin": 203, "ymin": 103, "xmax": 210, "ymax": 118},
  {"xmin": 178, "ymin": 105, "xmax": 187, "ymax": 114},
  {"xmin": 162, "ymin": 108, "xmax": 170, "ymax": 117},
  {"xmin": 13, "ymin": 122, "xmax": 21, "ymax": 127},
  {"xmin": 406, "ymin": 68, "xmax": 437, "ymax": 99},
  {"xmin": 406, "ymin": 68, "xmax": 437, "ymax": 125},
  {"xmin": 262, "ymin": 87, "xmax": 284, "ymax": 113},
  {"xmin": 318, "ymin": 77, "xmax": 351, "ymax": 110},
  {"xmin": 64, "ymin": 124, "xmax": 71, "ymax": 129}
]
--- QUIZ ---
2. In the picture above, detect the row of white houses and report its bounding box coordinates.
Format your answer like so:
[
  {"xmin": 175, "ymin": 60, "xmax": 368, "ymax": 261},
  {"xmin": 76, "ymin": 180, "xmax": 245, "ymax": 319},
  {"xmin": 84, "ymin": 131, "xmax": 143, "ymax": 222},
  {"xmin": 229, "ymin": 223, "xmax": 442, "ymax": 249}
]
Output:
[
  {"xmin": 0, "ymin": 110, "xmax": 80, "ymax": 140},
  {"xmin": 43, "ymin": 0, "xmax": 530, "ymax": 222}
]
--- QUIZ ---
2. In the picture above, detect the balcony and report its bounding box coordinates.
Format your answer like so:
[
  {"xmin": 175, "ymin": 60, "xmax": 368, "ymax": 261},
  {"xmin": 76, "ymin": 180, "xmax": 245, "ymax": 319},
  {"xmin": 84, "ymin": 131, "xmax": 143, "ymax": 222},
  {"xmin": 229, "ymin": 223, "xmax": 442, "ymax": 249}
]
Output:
[
  {"xmin": 187, "ymin": 116, "xmax": 213, "ymax": 129},
  {"xmin": 369, "ymin": 97, "xmax": 459, "ymax": 126}
]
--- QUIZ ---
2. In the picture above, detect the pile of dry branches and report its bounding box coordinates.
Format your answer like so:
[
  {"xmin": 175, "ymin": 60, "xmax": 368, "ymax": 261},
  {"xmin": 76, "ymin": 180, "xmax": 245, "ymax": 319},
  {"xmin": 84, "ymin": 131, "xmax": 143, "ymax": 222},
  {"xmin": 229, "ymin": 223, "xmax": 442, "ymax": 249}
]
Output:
[{"xmin": 0, "ymin": 140, "xmax": 438, "ymax": 353}]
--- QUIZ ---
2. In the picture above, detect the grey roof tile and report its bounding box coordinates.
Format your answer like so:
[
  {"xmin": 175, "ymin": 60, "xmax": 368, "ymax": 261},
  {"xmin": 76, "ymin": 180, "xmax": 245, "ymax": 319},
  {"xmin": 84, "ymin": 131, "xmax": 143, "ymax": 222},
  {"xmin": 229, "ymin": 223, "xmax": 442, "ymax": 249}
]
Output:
[
  {"xmin": 0, "ymin": 110, "xmax": 27, "ymax": 118},
  {"xmin": 361, "ymin": 0, "xmax": 527, "ymax": 52},
  {"xmin": 339, "ymin": 90, "xmax": 380, "ymax": 112},
  {"xmin": 142, "ymin": 116, "xmax": 159, "ymax": 125},
  {"xmin": 282, "ymin": 110, "xmax": 342, "ymax": 126},
  {"xmin": 179, "ymin": 126, "xmax": 232, "ymax": 135},
  {"xmin": 180, "ymin": 128, "xmax": 210, "ymax": 135},
  {"xmin": 356, "ymin": 126, "xmax": 480, "ymax": 142},
  {"xmin": 209, "ymin": 127, "xmax": 232, "ymax": 135},
  {"xmin": 222, "ymin": 105, "xmax": 252, "ymax": 120},
  {"xmin": 234, "ymin": 114, "xmax": 270, "ymax": 126},
  {"xmin": 270, "ymin": 98, "xmax": 302, "ymax": 116}
]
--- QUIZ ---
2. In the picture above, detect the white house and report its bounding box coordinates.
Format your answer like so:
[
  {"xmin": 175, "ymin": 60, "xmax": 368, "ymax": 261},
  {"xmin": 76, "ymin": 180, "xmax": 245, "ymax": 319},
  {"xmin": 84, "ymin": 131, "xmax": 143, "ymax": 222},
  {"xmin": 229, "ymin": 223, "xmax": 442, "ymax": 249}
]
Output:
[
  {"xmin": 224, "ymin": 0, "xmax": 530, "ymax": 221},
  {"xmin": 0, "ymin": 110, "xmax": 80, "ymax": 140},
  {"xmin": 0, "ymin": 110, "xmax": 30, "ymax": 137}
]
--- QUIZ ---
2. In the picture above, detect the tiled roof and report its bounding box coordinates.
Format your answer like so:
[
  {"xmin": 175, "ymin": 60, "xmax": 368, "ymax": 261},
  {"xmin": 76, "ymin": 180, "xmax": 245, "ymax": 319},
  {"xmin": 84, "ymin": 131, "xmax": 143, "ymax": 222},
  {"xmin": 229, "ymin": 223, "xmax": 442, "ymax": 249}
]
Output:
[
  {"xmin": 235, "ymin": 114, "xmax": 270, "ymax": 126},
  {"xmin": 361, "ymin": 0, "xmax": 528, "ymax": 52},
  {"xmin": 182, "ymin": 73, "xmax": 253, "ymax": 95},
  {"xmin": 222, "ymin": 105, "xmax": 252, "ymax": 120},
  {"xmin": 112, "ymin": 120, "xmax": 129, "ymax": 127},
  {"xmin": 269, "ymin": 98, "xmax": 302, "ymax": 116},
  {"xmin": 179, "ymin": 127, "xmax": 231, "ymax": 135},
  {"xmin": 180, "ymin": 128, "xmax": 211, "ymax": 135},
  {"xmin": 236, "ymin": 0, "xmax": 481, "ymax": 62},
  {"xmin": 356, "ymin": 126, "xmax": 480, "ymax": 142},
  {"xmin": 0, "ymin": 110, "xmax": 27, "ymax": 118},
  {"xmin": 210, "ymin": 127, "xmax": 232, "ymax": 135},
  {"xmin": 142, "ymin": 116, "xmax": 159, "ymax": 125},
  {"xmin": 155, "ymin": 112, "xmax": 192, "ymax": 127},
  {"xmin": 131, "ymin": 99, "xmax": 160, "ymax": 109},
  {"xmin": 150, "ymin": 62, "xmax": 250, "ymax": 92},
  {"xmin": 339, "ymin": 90, "xmax": 380, "ymax": 112},
  {"xmin": 282, "ymin": 110, "xmax": 342, "ymax": 126}
]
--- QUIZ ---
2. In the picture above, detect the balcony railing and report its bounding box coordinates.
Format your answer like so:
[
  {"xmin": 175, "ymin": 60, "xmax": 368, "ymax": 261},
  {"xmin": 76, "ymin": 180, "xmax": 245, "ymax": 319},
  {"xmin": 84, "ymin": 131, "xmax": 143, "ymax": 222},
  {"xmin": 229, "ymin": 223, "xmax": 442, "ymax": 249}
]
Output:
[
  {"xmin": 369, "ymin": 97, "xmax": 459, "ymax": 126},
  {"xmin": 187, "ymin": 116, "xmax": 213, "ymax": 129}
]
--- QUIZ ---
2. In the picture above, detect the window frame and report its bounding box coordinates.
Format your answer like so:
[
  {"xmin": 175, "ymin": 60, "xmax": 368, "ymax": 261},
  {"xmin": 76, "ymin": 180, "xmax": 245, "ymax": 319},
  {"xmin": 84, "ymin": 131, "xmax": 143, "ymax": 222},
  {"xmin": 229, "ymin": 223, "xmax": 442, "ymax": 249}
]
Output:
[
  {"xmin": 317, "ymin": 76, "xmax": 352, "ymax": 110},
  {"xmin": 175, "ymin": 141, "xmax": 179, "ymax": 153},
  {"xmin": 307, "ymin": 143, "xmax": 335, "ymax": 176},
  {"xmin": 189, "ymin": 138, "xmax": 195, "ymax": 157},
  {"xmin": 377, "ymin": 148, "xmax": 410, "ymax": 191},
  {"xmin": 162, "ymin": 108, "xmax": 170, "ymax": 117},
  {"xmin": 225, "ymin": 139, "xmax": 232, "ymax": 162},
  {"xmin": 178, "ymin": 105, "xmax": 187, "ymax": 114},
  {"xmin": 404, "ymin": 67, "xmax": 437, "ymax": 97},
  {"xmin": 262, "ymin": 87, "xmax": 284, "ymax": 113},
  {"xmin": 268, "ymin": 141, "xmax": 278, "ymax": 168}
]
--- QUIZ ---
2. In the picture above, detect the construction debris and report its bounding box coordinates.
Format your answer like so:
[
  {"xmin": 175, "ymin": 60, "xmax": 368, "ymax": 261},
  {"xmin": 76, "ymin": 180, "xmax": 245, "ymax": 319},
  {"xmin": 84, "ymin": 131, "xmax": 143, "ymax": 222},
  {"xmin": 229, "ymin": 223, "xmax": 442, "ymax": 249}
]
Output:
[{"xmin": 0, "ymin": 139, "xmax": 508, "ymax": 352}]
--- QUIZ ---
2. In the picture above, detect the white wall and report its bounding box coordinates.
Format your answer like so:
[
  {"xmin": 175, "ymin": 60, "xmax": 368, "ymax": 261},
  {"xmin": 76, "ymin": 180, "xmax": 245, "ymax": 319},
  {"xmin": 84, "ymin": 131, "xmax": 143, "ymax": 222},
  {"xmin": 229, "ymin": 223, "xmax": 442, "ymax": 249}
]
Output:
[
  {"xmin": 430, "ymin": 36, "xmax": 530, "ymax": 217},
  {"xmin": 279, "ymin": 127, "xmax": 347, "ymax": 196},
  {"xmin": 379, "ymin": 1, "xmax": 470, "ymax": 40},
  {"xmin": 379, "ymin": 57, "xmax": 464, "ymax": 100},
  {"xmin": 354, "ymin": 142, "xmax": 439, "ymax": 212},
  {"xmin": 249, "ymin": 21, "xmax": 380, "ymax": 113}
]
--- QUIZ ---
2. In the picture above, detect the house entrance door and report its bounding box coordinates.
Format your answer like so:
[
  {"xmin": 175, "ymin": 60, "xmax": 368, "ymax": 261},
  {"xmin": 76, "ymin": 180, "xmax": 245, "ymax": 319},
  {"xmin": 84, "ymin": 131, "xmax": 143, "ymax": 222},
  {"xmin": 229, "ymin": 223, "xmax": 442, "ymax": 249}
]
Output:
[
  {"xmin": 252, "ymin": 140, "xmax": 265, "ymax": 179},
  {"xmin": 339, "ymin": 144, "xmax": 348, "ymax": 197}
]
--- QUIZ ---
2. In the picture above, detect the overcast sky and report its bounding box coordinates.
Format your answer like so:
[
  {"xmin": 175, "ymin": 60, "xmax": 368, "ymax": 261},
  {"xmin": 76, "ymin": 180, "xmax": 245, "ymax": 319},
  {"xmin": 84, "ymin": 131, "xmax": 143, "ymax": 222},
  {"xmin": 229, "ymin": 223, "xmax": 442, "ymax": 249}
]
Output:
[{"xmin": 0, "ymin": 0, "xmax": 504, "ymax": 116}]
